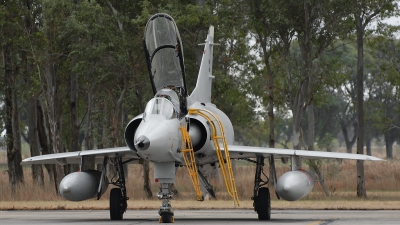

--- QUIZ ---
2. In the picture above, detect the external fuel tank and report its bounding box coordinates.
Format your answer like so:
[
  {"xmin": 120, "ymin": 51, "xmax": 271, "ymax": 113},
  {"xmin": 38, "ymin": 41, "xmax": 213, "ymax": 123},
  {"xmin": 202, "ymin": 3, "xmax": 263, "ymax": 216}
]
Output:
[
  {"xmin": 276, "ymin": 170, "xmax": 314, "ymax": 201},
  {"xmin": 59, "ymin": 170, "xmax": 108, "ymax": 201}
]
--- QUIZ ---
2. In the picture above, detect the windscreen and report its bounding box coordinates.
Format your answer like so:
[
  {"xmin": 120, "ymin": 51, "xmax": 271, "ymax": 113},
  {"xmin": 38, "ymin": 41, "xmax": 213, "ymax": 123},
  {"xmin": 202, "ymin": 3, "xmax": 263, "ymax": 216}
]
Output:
[
  {"xmin": 144, "ymin": 14, "xmax": 185, "ymax": 92},
  {"xmin": 144, "ymin": 98, "xmax": 177, "ymax": 120}
]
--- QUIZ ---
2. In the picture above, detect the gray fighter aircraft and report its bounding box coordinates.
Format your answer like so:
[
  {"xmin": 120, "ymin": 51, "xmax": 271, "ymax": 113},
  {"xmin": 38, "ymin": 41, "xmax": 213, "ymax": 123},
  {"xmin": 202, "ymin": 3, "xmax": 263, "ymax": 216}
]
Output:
[{"xmin": 22, "ymin": 13, "xmax": 383, "ymax": 223}]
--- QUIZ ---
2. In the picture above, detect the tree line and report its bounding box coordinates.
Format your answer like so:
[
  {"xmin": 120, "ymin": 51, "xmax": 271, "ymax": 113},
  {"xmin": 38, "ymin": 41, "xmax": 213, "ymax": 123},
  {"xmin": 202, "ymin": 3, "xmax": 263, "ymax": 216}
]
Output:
[{"xmin": 1, "ymin": 0, "xmax": 399, "ymax": 197}]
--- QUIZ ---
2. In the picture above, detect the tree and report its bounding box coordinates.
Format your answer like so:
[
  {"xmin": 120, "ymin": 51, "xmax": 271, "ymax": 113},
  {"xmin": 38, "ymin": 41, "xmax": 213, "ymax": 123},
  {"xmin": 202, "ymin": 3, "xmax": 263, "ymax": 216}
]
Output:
[
  {"xmin": 20, "ymin": 0, "xmax": 45, "ymax": 185},
  {"xmin": 285, "ymin": 0, "xmax": 353, "ymax": 151},
  {"xmin": 1, "ymin": 0, "xmax": 25, "ymax": 191},
  {"xmin": 349, "ymin": 0, "xmax": 399, "ymax": 197},
  {"xmin": 366, "ymin": 35, "xmax": 400, "ymax": 158}
]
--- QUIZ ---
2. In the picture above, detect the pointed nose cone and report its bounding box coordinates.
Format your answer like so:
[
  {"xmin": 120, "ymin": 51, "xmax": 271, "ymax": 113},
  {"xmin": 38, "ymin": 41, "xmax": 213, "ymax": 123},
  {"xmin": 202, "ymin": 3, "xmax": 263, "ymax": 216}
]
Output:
[
  {"xmin": 282, "ymin": 183, "xmax": 292, "ymax": 193},
  {"xmin": 59, "ymin": 171, "xmax": 101, "ymax": 201},
  {"xmin": 133, "ymin": 116, "xmax": 182, "ymax": 162},
  {"xmin": 59, "ymin": 185, "xmax": 70, "ymax": 195},
  {"xmin": 135, "ymin": 135, "xmax": 150, "ymax": 150}
]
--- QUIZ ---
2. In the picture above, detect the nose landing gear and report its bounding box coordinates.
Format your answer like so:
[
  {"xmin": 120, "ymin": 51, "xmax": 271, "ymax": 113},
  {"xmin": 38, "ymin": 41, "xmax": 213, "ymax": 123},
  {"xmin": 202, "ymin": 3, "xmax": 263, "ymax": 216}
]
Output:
[{"xmin": 158, "ymin": 183, "xmax": 175, "ymax": 223}]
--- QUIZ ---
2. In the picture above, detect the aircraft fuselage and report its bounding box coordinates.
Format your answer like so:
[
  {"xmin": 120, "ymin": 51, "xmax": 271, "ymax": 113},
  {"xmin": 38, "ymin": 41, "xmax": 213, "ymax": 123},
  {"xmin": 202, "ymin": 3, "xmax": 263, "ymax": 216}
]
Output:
[{"xmin": 127, "ymin": 100, "xmax": 234, "ymax": 166}]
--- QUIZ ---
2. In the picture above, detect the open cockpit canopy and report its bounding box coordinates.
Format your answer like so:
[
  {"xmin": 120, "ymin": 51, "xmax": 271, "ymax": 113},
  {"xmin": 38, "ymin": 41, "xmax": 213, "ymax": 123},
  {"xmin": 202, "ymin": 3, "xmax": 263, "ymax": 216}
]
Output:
[{"xmin": 144, "ymin": 13, "xmax": 187, "ymax": 96}]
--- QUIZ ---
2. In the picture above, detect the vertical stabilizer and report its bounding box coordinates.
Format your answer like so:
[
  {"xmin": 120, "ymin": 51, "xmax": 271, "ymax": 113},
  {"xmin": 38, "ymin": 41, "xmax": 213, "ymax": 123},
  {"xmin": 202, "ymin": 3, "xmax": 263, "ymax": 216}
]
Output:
[{"xmin": 189, "ymin": 26, "xmax": 215, "ymax": 104}]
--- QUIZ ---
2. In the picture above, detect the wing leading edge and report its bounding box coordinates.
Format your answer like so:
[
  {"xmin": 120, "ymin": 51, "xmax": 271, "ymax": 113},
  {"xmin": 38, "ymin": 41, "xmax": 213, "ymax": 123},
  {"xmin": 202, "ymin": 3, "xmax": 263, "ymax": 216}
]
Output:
[
  {"xmin": 225, "ymin": 145, "xmax": 384, "ymax": 161},
  {"xmin": 21, "ymin": 147, "xmax": 139, "ymax": 165}
]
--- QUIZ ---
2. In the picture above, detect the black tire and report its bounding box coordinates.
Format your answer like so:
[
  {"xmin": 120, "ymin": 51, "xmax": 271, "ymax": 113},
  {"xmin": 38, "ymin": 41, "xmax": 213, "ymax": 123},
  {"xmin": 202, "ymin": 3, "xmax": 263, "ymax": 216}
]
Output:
[
  {"xmin": 256, "ymin": 187, "xmax": 271, "ymax": 220},
  {"xmin": 110, "ymin": 188, "xmax": 124, "ymax": 220},
  {"xmin": 160, "ymin": 213, "xmax": 174, "ymax": 223}
]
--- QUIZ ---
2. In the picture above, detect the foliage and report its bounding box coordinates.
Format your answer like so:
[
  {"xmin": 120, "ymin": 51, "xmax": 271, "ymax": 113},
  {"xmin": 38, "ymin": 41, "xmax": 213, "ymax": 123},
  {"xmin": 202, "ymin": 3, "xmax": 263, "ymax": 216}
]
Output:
[
  {"xmin": 317, "ymin": 133, "xmax": 335, "ymax": 152},
  {"xmin": 1, "ymin": 0, "xmax": 400, "ymax": 192}
]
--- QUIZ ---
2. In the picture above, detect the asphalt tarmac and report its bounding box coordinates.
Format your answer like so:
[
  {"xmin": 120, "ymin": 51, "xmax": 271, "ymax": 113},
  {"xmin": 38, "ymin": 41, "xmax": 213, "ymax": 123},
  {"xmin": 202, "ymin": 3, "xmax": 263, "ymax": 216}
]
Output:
[{"xmin": 1, "ymin": 209, "xmax": 399, "ymax": 224}]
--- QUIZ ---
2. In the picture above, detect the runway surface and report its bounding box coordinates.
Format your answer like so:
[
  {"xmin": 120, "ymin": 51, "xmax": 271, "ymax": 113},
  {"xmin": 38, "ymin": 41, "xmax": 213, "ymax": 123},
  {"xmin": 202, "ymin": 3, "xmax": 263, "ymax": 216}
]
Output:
[{"xmin": 1, "ymin": 209, "xmax": 399, "ymax": 224}]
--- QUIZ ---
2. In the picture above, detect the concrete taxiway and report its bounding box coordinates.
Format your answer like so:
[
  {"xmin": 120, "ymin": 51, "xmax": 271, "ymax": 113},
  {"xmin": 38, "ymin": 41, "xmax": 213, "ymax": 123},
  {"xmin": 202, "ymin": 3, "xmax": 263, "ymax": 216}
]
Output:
[{"xmin": 1, "ymin": 209, "xmax": 399, "ymax": 224}]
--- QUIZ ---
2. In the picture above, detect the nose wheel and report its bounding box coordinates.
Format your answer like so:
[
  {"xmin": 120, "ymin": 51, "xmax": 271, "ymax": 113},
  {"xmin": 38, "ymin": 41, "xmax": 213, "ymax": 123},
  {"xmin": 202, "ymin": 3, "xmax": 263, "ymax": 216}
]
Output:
[
  {"xmin": 157, "ymin": 183, "xmax": 175, "ymax": 223},
  {"xmin": 159, "ymin": 211, "xmax": 174, "ymax": 223}
]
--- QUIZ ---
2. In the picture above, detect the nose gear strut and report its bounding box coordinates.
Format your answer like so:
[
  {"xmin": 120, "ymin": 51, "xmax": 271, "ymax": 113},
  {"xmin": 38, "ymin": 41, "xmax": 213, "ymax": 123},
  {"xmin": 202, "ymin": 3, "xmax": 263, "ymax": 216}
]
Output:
[{"xmin": 157, "ymin": 183, "xmax": 175, "ymax": 223}]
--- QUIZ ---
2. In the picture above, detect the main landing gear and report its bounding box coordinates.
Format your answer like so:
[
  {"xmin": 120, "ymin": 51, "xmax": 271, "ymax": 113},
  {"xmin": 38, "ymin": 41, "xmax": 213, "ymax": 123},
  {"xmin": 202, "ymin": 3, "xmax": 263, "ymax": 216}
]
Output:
[
  {"xmin": 109, "ymin": 157, "xmax": 128, "ymax": 220},
  {"xmin": 252, "ymin": 156, "xmax": 271, "ymax": 220}
]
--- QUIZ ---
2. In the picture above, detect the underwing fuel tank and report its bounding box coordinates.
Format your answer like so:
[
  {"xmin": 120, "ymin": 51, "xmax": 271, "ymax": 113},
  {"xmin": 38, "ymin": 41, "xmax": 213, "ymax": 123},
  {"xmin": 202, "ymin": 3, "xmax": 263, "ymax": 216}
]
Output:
[
  {"xmin": 276, "ymin": 170, "xmax": 314, "ymax": 201},
  {"xmin": 59, "ymin": 170, "xmax": 108, "ymax": 201}
]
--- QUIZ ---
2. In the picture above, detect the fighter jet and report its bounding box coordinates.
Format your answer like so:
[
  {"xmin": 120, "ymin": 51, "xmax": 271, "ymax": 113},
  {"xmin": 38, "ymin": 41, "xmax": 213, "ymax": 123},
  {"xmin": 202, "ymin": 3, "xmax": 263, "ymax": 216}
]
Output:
[{"xmin": 22, "ymin": 13, "xmax": 383, "ymax": 223}]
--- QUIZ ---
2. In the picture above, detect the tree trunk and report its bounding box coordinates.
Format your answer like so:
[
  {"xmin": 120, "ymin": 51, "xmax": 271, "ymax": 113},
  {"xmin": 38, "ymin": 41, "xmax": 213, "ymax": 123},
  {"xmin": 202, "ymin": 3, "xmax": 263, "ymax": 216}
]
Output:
[
  {"xmin": 291, "ymin": 84, "xmax": 306, "ymax": 150},
  {"xmin": 43, "ymin": 59, "xmax": 65, "ymax": 192},
  {"xmin": 292, "ymin": 30, "xmax": 310, "ymax": 150},
  {"xmin": 260, "ymin": 36, "xmax": 277, "ymax": 190},
  {"xmin": 291, "ymin": 0, "xmax": 312, "ymax": 151},
  {"xmin": 143, "ymin": 160, "xmax": 152, "ymax": 199},
  {"xmin": 96, "ymin": 118, "xmax": 104, "ymax": 149},
  {"xmin": 110, "ymin": 76, "xmax": 127, "ymax": 147},
  {"xmin": 355, "ymin": 15, "xmax": 366, "ymax": 198},
  {"xmin": 95, "ymin": 117, "xmax": 105, "ymax": 171},
  {"xmin": 37, "ymin": 98, "xmax": 54, "ymax": 182},
  {"xmin": 340, "ymin": 120, "xmax": 358, "ymax": 153},
  {"xmin": 365, "ymin": 136, "xmax": 372, "ymax": 156},
  {"xmin": 11, "ymin": 69, "xmax": 24, "ymax": 186},
  {"xmin": 3, "ymin": 43, "xmax": 24, "ymax": 192},
  {"xmin": 20, "ymin": 0, "xmax": 44, "ymax": 185},
  {"xmin": 267, "ymin": 67, "xmax": 275, "ymax": 190},
  {"xmin": 69, "ymin": 72, "xmax": 80, "ymax": 173},
  {"xmin": 300, "ymin": 2, "xmax": 331, "ymax": 196},
  {"xmin": 384, "ymin": 130, "xmax": 394, "ymax": 159},
  {"xmin": 83, "ymin": 92, "xmax": 96, "ymax": 170},
  {"xmin": 261, "ymin": 42, "xmax": 274, "ymax": 150},
  {"xmin": 84, "ymin": 92, "xmax": 94, "ymax": 151},
  {"xmin": 28, "ymin": 97, "xmax": 44, "ymax": 185},
  {"xmin": 307, "ymin": 103, "xmax": 314, "ymax": 151},
  {"xmin": 307, "ymin": 103, "xmax": 330, "ymax": 197}
]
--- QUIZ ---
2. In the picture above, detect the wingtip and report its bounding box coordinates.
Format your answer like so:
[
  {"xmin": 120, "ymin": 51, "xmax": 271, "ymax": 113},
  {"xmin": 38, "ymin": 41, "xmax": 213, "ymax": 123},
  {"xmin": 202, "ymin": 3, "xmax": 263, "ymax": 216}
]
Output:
[
  {"xmin": 20, "ymin": 158, "xmax": 31, "ymax": 165},
  {"xmin": 365, "ymin": 156, "xmax": 385, "ymax": 161}
]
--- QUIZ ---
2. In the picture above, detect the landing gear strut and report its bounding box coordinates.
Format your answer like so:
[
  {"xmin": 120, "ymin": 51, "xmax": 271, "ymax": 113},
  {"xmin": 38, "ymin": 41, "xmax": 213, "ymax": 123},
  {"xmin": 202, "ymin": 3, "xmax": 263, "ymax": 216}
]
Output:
[
  {"xmin": 252, "ymin": 156, "xmax": 271, "ymax": 220},
  {"xmin": 109, "ymin": 157, "xmax": 128, "ymax": 220},
  {"xmin": 158, "ymin": 183, "xmax": 174, "ymax": 223}
]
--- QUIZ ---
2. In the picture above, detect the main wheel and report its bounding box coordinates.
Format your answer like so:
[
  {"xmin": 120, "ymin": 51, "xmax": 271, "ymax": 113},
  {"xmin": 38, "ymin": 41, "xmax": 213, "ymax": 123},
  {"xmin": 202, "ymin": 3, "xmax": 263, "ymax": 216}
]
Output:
[
  {"xmin": 256, "ymin": 187, "xmax": 271, "ymax": 220},
  {"xmin": 160, "ymin": 213, "xmax": 174, "ymax": 223},
  {"xmin": 110, "ymin": 188, "xmax": 124, "ymax": 220}
]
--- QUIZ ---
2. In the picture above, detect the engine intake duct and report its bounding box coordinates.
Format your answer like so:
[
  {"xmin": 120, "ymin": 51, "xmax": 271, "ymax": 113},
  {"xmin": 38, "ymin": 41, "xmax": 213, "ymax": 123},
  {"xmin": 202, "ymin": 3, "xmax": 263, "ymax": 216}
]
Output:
[
  {"xmin": 124, "ymin": 116, "xmax": 143, "ymax": 151},
  {"xmin": 188, "ymin": 118, "xmax": 207, "ymax": 152}
]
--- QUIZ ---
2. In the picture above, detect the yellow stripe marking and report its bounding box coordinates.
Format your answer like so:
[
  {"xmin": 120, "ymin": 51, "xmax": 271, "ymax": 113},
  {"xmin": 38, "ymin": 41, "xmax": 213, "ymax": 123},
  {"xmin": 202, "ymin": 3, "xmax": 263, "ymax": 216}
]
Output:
[{"xmin": 307, "ymin": 220, "xmax": 323, "ymax": 225}]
